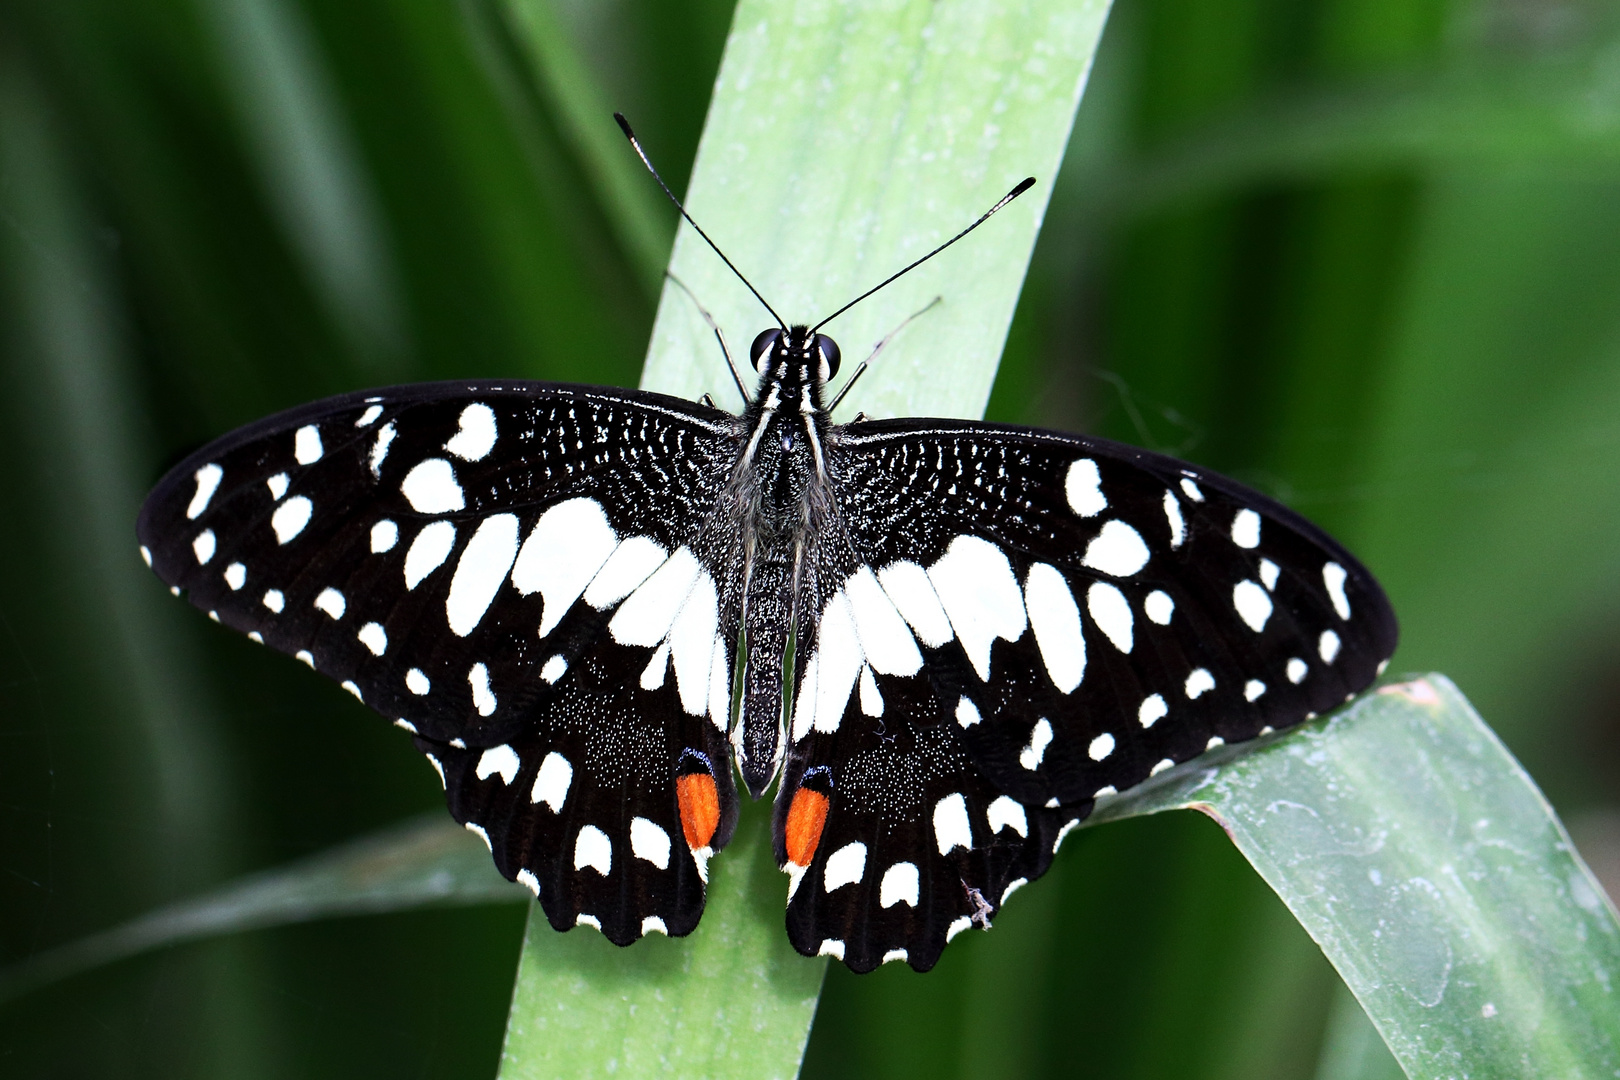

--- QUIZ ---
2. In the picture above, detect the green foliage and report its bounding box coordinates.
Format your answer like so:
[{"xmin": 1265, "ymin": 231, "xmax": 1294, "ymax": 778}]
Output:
[{"xmin": 5, "ymin": 0, "xmax": 1620, "ymax": 1077}]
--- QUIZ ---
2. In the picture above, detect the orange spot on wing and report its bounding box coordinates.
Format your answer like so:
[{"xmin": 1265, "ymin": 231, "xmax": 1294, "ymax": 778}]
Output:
[
  {"xmin": 784, "ymin": 787, "xmax": 829, "ymax": 867},
  {"xmin": 677, "ymin": 772, "xmax": 720, "ymax": 851}
]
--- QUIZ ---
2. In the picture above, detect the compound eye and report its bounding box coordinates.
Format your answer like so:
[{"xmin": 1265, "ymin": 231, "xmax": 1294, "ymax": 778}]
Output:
[
  {"xmin": 815, "ymin": 334, "xmax": 841, "ymax": 382},
  {"xmin": 750, "ymin": 328, "xmax": 782, "ymax": 373}
]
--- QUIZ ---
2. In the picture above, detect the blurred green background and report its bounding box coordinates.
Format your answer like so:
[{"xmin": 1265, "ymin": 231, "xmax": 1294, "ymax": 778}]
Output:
[{"xmin": 3, "ymin": 0, "xmax": 1619, "ymax": 1076}]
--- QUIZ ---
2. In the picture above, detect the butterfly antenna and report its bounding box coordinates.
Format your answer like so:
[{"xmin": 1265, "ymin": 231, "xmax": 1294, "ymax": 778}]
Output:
[
  {"xmin": 827, "ymin": 296, "xmax": 942, "ymax": 414},
  {"xmin": 615, "ymin": 113, "xmax": 786, "ymax": 330},
  {"xmin": 811, "ymin": 177, "xmax": 1036, "ymax": 334}
]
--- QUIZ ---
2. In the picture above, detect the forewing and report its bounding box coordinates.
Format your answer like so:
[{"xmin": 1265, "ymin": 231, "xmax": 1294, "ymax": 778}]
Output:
[
  {"xmin": 774, "ymin": 418, "xmax": 1397, "ymax": 971},
  {"xmin": 138, "ymin": 381, "xmax": 745, "ymax": 942}
]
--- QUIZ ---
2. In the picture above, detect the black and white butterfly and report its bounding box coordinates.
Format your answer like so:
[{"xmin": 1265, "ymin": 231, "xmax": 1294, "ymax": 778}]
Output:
[{"xmin": 136, "ymin": 123, "xmax": 1396, "ymax": 973}]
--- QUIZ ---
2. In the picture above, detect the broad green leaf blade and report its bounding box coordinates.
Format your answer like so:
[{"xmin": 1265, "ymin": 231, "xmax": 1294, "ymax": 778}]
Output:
[
  {"xmin": 1089, "ymin": 675, "xmax": 1620, "ymax": 1079},
  {"xmin": 642, "ymin": 0, "xmax": 1114, "ymax": 422},
  {"xmin": 501, "ymin": 1, "xmax": 1113, "ymax": 1075},
  {"xmin": 497, "ymin": 800, "xmax": 824, "ymax": 1080},
  {"xmin": 0, "ymin": 814, "xmax": 522, "ymax": 1005}
]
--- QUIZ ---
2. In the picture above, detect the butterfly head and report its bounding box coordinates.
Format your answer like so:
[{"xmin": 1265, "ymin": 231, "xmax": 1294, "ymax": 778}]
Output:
[{"xmin": 748, "ymin": 325, "xmax": 841, "ymax": 410}]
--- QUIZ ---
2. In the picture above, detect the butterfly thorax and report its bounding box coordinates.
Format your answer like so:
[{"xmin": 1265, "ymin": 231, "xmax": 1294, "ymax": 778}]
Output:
[{"xmin": 728, "ymin": 325, "xmax": 839, "ymax": 797}]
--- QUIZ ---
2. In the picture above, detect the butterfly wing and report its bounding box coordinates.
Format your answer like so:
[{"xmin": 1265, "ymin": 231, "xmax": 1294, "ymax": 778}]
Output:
[
  {"xmin": 775, "ymin": 418, "xmax": 1397, "ymax": 971},
  {"xmin": 138, "ymin": 381, "xmax": 746, "ymax": 942}
]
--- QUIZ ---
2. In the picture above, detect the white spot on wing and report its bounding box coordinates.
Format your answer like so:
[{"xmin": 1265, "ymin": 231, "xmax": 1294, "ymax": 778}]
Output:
[
  {"xmin": 1233, "ymin": 580, "xmax": 1273, "ymax": 632},
  {"xmin": 1163, "ymin": 490, "xmax": 1185, "ymax": 548},
  {"xmin": 266, "ymin": 473, "xmax": 289, "ymax": 500},
  {"xmin": 1259, "ymin": 558, "xmax": 1280, "ymax": 591},
  {"xmin": 1231, "ymin": 509, "xmax": 1261, "ymax": 548},
  {"xmin": 641, "ymin": 916, "xmax": 667, "ymax": 936},
  {"xmin": 574, "ymin": 825, "xmax": 611, "ymax": 875},
  {"xmin": 271, "ymin": 496, "xmax": 312, "ymax": 544},
  {"xmin": 1065, "ymin": 458, "xmax": 1106, "ymax": 516},
  {"xmin": 187, "ymin": 464, "xmax": 223, "ymax": 519},
  {"xmin": 933, "ymin": 793, "xmax": 972, "ymax": 855},
  {"xmin": 476, "ymin": 744, "xmax": 520, "ymax": 785},
  {"xmin": 987, "ymin": 796, "xmax": 1027, "ymax": 837},
  {"xmin": 670, "ymin": 572, "xmax": 720, "ymax": 718},
  {"xmin": 1180, "ymin": 478, "xmax": 1204, "ymax": 502},
  {"xmin": 858, "ymin": 666, "xmax": 884, "ymax": 717},
  {"xmin": 1019, "ymin": 718, "xmax": 1053, "ymax": 771},
  {"xmin": 358, "ymin": 622, "xmax": 387, "ymax": 655},
  {"xmin": 1025, "ymin": 562, "xmax": 1085, "ymax": 693},
  {"xmin": 469, "ymin": 662, "xmax": 496, "ymax": 716},
  {"xmin": 583, "ymin": 536, "xmax": 668, "ymax": 609},
  {"xmin": 1083, "ymin": 520, "xmax": 1150, "ymax": 577},
  {"xmin": 140, "ymin": 545, "xmax": 152, "ymax": 567},
  {"xmin": 446, "ymin": 513, "xmax": 520, "ymax": 636},
  {"xmin": 262, "ymin": 589, "xmax": 285, "ymax": 613},
  {"xmin": 811, "ymin": 592, "xmax": 861, "ymax": 734},
  {"xmin": 224, "ymin": 562, "xmax": 246, "ymax": 590},
  {"xmin": 631, "ymin": 817, "xmax": 671, "ymax": 869},
  {"xmin": 370, "ymin": 519, "xmax": 398, "ymax": 553},
  {"xmin": 879, "ymin": 862, "xmax": 919, "ymax": 908},
  {"xmin": 947, "ymin": 916, "xmax": 974, "ymax": 942},
  {"xmin": 404, "ymin": 521, "xmax": 457, "ymax": 590},
  {"xmin": 1144, "ymin": 590, "xmax": 1174, "ymax": 625},
  {"xmin": 406, "ymin": 668, "xmax": 430, "ymax": 694},
  {"xmin": 314, "ymin": 587, "xmax": 345, "ymax": 619},
  {"xmin": 1088, "ymin": 732, "xmax": 1116, "ymax": 760},
  {"xmin": 845, "ymin": 567, "xmax": 922, "ymax": 675},
  {"xmin": 1151, "ymin": 758, "xmax": 1175, "ymax": 776},
  {"xmin": 513, "ymin": 499, "xmax": 619, "ymax": 639},
  {"xmin": 369, "ymin": 422, "xmax": 395, "ymax": 477},
  {"xmin": 192, "ymin": 530, "xmax": 216, "ymax": 565},
  {"xmin": 706, "ymin": 637, "xmax": 730, "ymax": 731},
  {"xmin": 640, "ymin": 642, "xmax": 670, "ymax": 690},
  {"xmin": 1087, "ymin": 582, "xmax": 1133, "ymax": 653},
  {"xmin": 465, "ymin": 822, "xmax": 491, "ymax": 851},
  {"xmin": 516, "ymin": 869, "xmax": 540, "ymax": 897},
  {"xmin": 1323, "ymin": 562, "xmax": 1351, "ymax": 619},
  {"xmin": 294, "ymin": 425, "xmax": 322, "ymax": 465},
  {"xmin": 296, "ymin": 649, "xmax": 314, "ymax": 668},
  {"xmin": 955, "ymin": 696, "xmax": 982, "ymax": 728},
  {"xmin": 1287, "ymin": 657, "xmax": 1308, "ymax": 684},
  {"xmin": 444, "ymin": 402, "xmax": 497, "ymax": 461},
  {"xmin": 877, "ymin": 560, "xmax": 953, "ymax": 648},
  {"xmin": 823, "ymin": 842, "xmax": 866, "ymax": 891},
  {"xmin": 927, "ymin": 535, "xmax": 1027, "ymax": 681},
  {"xmin": 531, "ymin": 751, "xmax": 572, "ymax": 811},
  {"xmin": 609, "ymin": 545, "xmax": 700, "ymax": 647},
  {"xmin": 1319, "ymin": 629, "xmax": 1341, "ymax": 663},
  {"xmin": 1139, "ymin": 693, "xmax": 1168, "ymax": 728},
  {"xmin": 818, "ymin": 939, "xmax": 846, "ymax": 959},
  {"xmin": 1184, "ymin": 668, "xmax": 1215, "ymax": 699},
  {"xmin": 400, "ymin": 458, "xmax": 464, "ymax": 513},
  {"xmin": 883, "ymin": 948, "xmax": 908, "ymax": 965},
  {"xmin": 540, "ymin": 655, "xmax": 567, "ymax": 683},
  {"xmin": 355, "ymin": 404, "xmax": 383, "ymax": 427},
  {"xmin": 1245, "ymin": 679, "xmax": 1266, "ymax": 701}
]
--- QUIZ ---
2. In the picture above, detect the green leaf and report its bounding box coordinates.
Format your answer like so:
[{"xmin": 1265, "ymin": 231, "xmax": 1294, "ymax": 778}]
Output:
[
  {"xmin": 498, "ymin": 0, "xmax": 1112, "ymax": 1075},
  {"xmin": 1088, "ymin": 674, "xmax": 1620, "ymax": 1079},
  {"xmin": 0, "ymin": 814, "xmax": 523, "ymax": 1005},
  {"xmin": 1091, "ymin": 51, "xmax": 1620, "ymax": 222},
  {"xmin": 639, "ymin": 0, "xmax": 1114, "ymax": 420}
]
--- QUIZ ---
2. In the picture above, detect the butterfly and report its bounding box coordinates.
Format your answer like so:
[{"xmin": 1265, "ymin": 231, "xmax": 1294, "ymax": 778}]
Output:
[{"xmin": 135, "ymin": 120, "xmax": 1397, "ymax": 973}]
